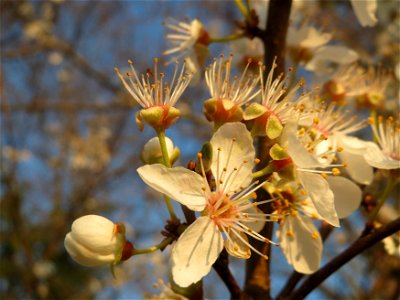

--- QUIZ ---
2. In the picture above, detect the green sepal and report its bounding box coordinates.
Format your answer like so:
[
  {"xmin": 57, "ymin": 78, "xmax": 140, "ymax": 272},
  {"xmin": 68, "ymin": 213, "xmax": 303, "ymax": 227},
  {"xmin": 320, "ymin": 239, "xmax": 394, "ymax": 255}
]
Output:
[
  {"xmin": 195, "ymin": 142, "xmax": 213, "ymax": 173},
  {"xmin": 269, "ymin": 143, "xmax": 289, "ymax": 160},
  {"xmin": 136, "ymin": 111, "xmax": 144, "ymax": 131},
  {"xmin": 266, "ymin": 115, "xmax": 283, "ymax": 139},
  {"xmin": 110, "ymin": 263, "xmax": 117, "ymax": 280},
  {"xmin": 243, "ymin": 102, "xmax": 267, "ymax": 120},
  {"xmin": 203, "ymin": 98, "xmax": 218, "ymax": 120},
  {"xmin": 140, "ymin": 106, "xmax": 164, "ymax": 128}
]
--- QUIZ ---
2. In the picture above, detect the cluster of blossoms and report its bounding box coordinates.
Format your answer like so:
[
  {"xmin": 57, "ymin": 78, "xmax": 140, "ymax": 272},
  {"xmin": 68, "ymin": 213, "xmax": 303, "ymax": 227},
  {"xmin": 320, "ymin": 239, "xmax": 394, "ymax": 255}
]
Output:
[{"xmin": 64, "ymin": 1, "xmax": 399, "ymax": 296}]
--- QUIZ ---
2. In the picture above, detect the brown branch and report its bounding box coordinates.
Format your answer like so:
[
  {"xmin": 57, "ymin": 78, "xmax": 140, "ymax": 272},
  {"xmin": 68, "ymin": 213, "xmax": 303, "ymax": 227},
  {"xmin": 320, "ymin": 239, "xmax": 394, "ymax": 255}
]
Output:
[
  {"xmin": 244, "ymin": 1, "xmax": 292, "ymax": 299},
  {"xmin": 213, "ymin": 249, "xmax": 243, "ymax": 300},
  {"xmin": 288, "ymin": 217, "xmax": 400, "ymax": 299}
]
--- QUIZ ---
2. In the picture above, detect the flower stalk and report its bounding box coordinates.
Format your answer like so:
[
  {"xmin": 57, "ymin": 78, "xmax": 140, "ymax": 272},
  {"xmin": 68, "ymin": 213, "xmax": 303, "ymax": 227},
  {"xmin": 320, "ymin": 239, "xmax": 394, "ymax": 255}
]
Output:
[
  {"xmin": 156, "ymin": 129, "xmax": 177, "ymax": 220},
  {"xmin": 132, "ymin": 237, "xmax": 175, "ymax": 256}
]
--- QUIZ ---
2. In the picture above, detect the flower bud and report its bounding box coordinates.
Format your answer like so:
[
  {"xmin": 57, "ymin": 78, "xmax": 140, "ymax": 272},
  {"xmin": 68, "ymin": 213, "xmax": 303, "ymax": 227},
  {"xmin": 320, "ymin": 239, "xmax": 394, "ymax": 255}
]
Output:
[
  {"xmin": 141, "ymin": 136, "xmax": 180, "ymax": 165},
  {"xmin": 64, "ymin": 215, "xmax": 132, "ymax": 267}
]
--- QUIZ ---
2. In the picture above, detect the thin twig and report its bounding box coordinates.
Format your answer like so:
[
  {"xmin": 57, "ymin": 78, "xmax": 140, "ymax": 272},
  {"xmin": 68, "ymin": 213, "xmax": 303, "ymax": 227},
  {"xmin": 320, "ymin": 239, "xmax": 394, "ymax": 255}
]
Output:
[{"xmin": 289, "ymin": 218, "xmax": 400, "ymax": 299}]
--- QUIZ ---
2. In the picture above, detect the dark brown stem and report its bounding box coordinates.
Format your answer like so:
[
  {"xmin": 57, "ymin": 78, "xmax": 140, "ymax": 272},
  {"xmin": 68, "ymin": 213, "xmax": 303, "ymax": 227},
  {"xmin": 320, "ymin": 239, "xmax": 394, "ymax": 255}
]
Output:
[
  {"xmin": 243, "ymin": 1, "xmax": 292, "ymax": 299},
  {"xmin": 213, "ymin": 249, "xmax": 244, "ymax": 300},
  {"xmin": 263, "ymin": 0, "xmax": 292, "ymax": 72},
  {"xmin": 289, "ymin": 217, "xmax": 400, "ymax": 299}
]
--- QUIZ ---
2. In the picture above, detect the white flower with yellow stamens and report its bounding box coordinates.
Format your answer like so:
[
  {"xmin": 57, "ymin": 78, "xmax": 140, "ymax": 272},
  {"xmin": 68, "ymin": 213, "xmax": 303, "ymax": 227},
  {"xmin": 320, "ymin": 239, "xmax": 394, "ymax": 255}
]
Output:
[
  {"xmin": 365, "ymin": 116, "xmax": 400, "ymax": 169},
  {"xmin": 137, "ymin": 123, "xmax": 277, "ymax": 287},
  {"xmin": 163, "ymin": 18, "xmax": 210, "ymax": 76},
  {"xmin": 303, "ymin": 101, "xmax": 373, "ymax": 185},
  {"xmin": 115, "ymin": 59, "xmax": 192, "ymax": 130},
  {"xmin": 243, "ymin": 59, "xmax": 305, "ymax": 139},
  {"xmin": 266, "ymin": 181, "xmax": 323, "ymax": 274},
  {"xmin": 270, "ymin": 176, "xmax": 360, "ymax": 274},
  {"xmin": 204, "ymin": 54, "xmax": 261, "ymax": 128},
  {"xmin": 279, "ymin": 121, "xmax": 362, "ymax": 227}
]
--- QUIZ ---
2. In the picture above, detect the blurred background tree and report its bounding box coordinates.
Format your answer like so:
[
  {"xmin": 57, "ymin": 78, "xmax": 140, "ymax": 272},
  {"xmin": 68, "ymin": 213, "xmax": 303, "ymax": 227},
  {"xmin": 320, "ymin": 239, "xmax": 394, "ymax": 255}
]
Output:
[{"xmin": 1, "ymin": 1, "xmax": 399, "ymax": 299}]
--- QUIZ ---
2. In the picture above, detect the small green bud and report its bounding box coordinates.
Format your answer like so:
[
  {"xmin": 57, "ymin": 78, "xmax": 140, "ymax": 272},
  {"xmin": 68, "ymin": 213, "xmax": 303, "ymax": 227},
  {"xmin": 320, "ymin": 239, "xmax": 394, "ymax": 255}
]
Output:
[{"xmin": 195, "ymin": 142, "xmax": 213, "ymax": 173}]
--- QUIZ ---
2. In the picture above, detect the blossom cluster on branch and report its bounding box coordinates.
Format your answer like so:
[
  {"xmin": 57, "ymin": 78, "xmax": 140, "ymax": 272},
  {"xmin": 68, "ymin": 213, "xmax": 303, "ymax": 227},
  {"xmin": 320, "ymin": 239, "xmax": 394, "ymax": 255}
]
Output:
[{"xmin": 63, "ymin": 0, "xmax": 399, "ymax": 298}]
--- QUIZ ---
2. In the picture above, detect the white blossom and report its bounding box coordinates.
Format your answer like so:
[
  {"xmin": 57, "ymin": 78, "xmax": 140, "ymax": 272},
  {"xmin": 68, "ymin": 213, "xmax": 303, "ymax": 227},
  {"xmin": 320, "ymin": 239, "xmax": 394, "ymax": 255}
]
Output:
[
  {"xmin": 364, "ymin": 116, "xmax": 400, "ymax": 169},
  {"xmin": 138, "ymin": 123, "xmax": 276, "ymax": 287}
]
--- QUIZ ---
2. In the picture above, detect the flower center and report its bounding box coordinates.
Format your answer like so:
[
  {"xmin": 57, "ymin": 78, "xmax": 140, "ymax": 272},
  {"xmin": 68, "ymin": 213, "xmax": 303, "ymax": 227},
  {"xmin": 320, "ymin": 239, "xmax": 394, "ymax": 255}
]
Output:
[{"xmin": 205, "ymin": 192, "xmax": 238, "ymax": 229}]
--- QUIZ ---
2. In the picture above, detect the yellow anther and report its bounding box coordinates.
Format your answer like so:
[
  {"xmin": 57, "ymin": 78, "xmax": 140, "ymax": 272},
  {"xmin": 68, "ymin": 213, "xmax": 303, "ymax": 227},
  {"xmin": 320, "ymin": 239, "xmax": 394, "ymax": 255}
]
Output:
[
  {"xmin": 286, "ymin": 230, "xmax": 295, "ymax": 237},
  {"xmin": 342, "ymin": 162, "xmax": 348, "ymax": 167},
  {"xmin": 291, "ymin": 210, "xmax": 298, "ymax": 217},
  {"xmin": 263, "ymin": 255, "xmax": 269, "ymax": 260},
  {"xmin": 313, "ymin": 117, "xmax": 320, "ymax": 124},
  {"xmin": 311, "ymin": 231, "xmax": 319, "ymax": 240},
  {"xmin": 337, "ymin": 146, "xmax": 344, "ymax": 152},
  {"xmin": 332, "ymin": 168, "xmax": 341, "ymax": 176},
  {"xmin": 197, "ymin": 152, "xmax": 203, "ymax": 158},
  {"xmin": 320, "ymin": 173, "xmax": 328, "ymax": 179},
  {"xmin": 311, "ymin": 213, "xmax": 319, "ymax": 219},
  {"xmin": 153, "ymin": 283, "xmax": 159, "ymax": 289},
  {"xmin": 255, "ymin": 158, "xmax": 261, "ymax": 164},
  {"xmin": 251, "ymin": 192, "xmax": 257, "ymax": 199}
]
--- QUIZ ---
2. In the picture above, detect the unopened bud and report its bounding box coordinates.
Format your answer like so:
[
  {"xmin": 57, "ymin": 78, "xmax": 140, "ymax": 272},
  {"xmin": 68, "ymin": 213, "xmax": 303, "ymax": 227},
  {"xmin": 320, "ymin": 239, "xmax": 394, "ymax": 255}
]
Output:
[
  {"xmin": 64, "ymin": 215, "xmax": 131, "ymax": 267},
  {"xmin": 141, "ymin": 136, "xmax": 180, "ymax": 165}
]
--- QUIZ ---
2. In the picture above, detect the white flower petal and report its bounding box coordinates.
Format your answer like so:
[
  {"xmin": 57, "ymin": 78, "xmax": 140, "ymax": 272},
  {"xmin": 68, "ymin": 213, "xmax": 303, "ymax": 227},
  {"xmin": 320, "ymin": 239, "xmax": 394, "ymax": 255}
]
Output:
[
  {"xmin": 327, "ymin": 176, "xmax": 362, "ymax": 219},
  {"xmin": 350, "ymin": 0, "xmax": 378, "ymax": 27},
  {"xmin": 299, "ymin": 172, "xmax": 339, "ymax": 227},
  {"xmin": 210, "ymin": 123, "xmax": 255, "ymax": 193},
  {"xmin": 339, "ymin": 136, "xmax": 369, "ymax": 155},
  {"xmin": 64, "ymin": 233, "xmax": 115, "ymax": 267},
  {"xmin": 364, "ymin": 143, "xmax": 400, "ymax": 169},
  {"xmin": 288, "ymin": 138, "xmax": 322, "ymax": 169},
  {"xmin": 306, "ymin": 46, "xmax": 358, "ymax": 74},
  {"xmin": 339, "ymin": 149, "xmax": 373, "ymax": 184},
  {"xmin": 278, "ymin": 214, "xmax": 322, "ymax": 274},
  {"xmin": 299, "ymin": 198, "xmax": 322, "ymax": 220},
  {"xmin": 137, "ymin": 164, "xmax": 206, "ymax": 211},
  {"xmin": 224, "ymin": 229, "xmax": 251, "ymax": 259},
  {"xmin": 171, "ymin": 217, "xmax": 223, "ymax": 287},
  {"xmin": 70, "ymin": 215, "xmax": 117, "ymax": 254},
  {"xmin": 242, "ymin": 205, "xmax": 266, "ymax": 233}
]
